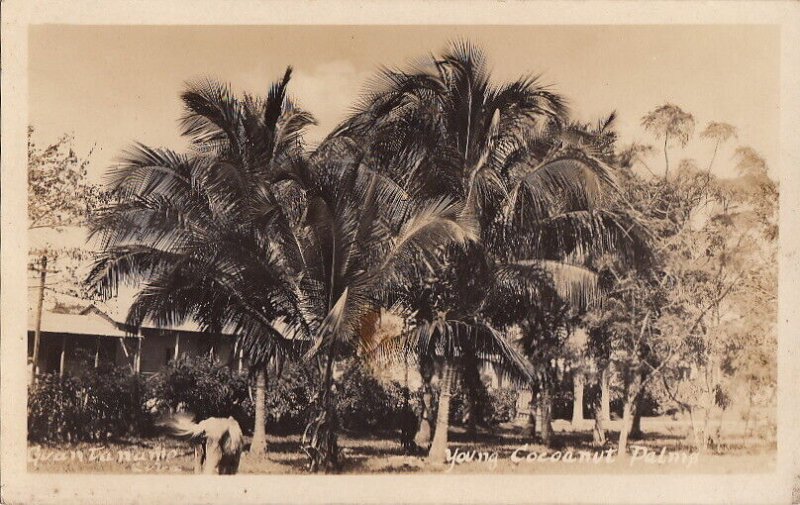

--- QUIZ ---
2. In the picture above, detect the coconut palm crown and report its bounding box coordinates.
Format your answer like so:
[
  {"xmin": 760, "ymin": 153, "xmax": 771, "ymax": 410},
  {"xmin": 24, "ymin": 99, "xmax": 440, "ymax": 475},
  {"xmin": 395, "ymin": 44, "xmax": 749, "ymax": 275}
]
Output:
[{"xmin": 87, "ymin": 68, "xmax": 315, "ymax": 364}]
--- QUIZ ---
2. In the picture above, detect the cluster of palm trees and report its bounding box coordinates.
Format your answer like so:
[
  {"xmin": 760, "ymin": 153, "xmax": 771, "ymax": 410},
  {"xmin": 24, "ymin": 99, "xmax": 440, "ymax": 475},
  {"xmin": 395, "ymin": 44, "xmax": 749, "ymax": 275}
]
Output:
[{"xmin": 87, "ymin": 42, "xmax": 647, "ymax": 472}]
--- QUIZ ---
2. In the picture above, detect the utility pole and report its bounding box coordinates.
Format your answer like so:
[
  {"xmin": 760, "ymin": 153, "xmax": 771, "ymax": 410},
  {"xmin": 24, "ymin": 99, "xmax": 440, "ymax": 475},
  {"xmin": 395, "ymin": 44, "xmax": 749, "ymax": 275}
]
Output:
[{"xmin": 30, "ymin": 255, "xmax": 48, "ymax": 384}]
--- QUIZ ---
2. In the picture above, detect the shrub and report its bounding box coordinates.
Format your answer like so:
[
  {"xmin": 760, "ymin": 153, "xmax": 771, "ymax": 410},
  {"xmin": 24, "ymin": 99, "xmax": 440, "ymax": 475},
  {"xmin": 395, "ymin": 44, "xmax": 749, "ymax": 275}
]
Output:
[
  {"xmin": 265, "ymin": 363, "xmax": 317, "ymax": 433},
  {"xmin": 28, "ymin": 373, "xmax": 82, "ymax": 443},
  {"xmin": 80, "ymin": 364, "xmax": 151, "ymax": 438},
  {"xmin": 149, "ymin": 357, "xmax": 322, "ymax": 435},
  {"xmin": 450, "ymin": 384, "xmax": 519, "ymax": 427},
  {"xmin": 28, "ymin": 365, "xmax": 149, "ymax": 443},
  {"xmin": 336, "ymin": 362, "xmax": 394, "ymax": 431},
  {"xmin": 384, "ymin": 379, "xmax": 422, "ymax": 416},
  {"xmin": 489, "ymin": 388, "xmax": 519, "ymax": 424},
  {"xmin": 146, "ymin": 355, "xmax": 253, "ymax": 430},
  {"xmin": 281, "ymin": 360, "xmax": 418, "ymax": 434},
  {"xmin": 265, "ymin": 360, "xmax": 417, "ymax": 434}
]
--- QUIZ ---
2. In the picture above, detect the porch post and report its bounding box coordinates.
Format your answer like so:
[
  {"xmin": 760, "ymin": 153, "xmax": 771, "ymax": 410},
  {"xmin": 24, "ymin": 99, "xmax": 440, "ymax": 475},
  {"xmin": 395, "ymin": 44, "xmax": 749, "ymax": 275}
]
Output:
[
  {"xmin": 135, "ymin": 336, "xmax": 142, "ymax": 374},
  {"xmin": 59, "ymin": 335, "xmax": 67, "ymax": 378},
  {"xmin": 173, "ymin": 333, "xmax": 180, "ymax": 362},
  {"xmin": 94, "ymin": 336, "xmax": 101, "ymax": 368}
]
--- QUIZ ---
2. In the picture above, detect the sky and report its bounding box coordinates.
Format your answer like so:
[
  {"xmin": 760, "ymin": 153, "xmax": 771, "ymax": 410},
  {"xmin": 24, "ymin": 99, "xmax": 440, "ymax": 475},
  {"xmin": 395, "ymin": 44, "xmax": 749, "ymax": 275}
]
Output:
[{"xmin": 29, "ymin": 24, "xmax": 780, "ymax": 185}]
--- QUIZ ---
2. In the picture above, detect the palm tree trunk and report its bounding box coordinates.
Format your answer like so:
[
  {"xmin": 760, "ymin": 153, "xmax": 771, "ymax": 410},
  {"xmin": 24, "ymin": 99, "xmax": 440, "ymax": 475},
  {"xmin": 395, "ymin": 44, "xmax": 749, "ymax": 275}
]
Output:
[
  {"xmin": 428, "ymin": 362, "xmax": 456, "ymax": 462},
  {"xmin": 414, "ymin": 365, "xmax": 434, "ymax": 451},
  {"xmin": 463, "ymin": 352, "xmax": 481, "ymax": 436},
  {"xmin": 618, "ymin": 373, "xmax": 642, "ymax": 455},
  {"xmin": 630, "ymin": 393, "xmax": 644, "ymax": 440},
  {"xmin": 600, "ymin": 367, "xmax": 611, "ymax": 424},
  {"xmin": 593, "ymin": 367, "xmax": 610, "ymax": 446},
  {"xmin": 663, "ymin": 133, "xmax": 670, "ymax": 180},
  {"xmin": 528, "ymin": 383, "xmax": 538, "ymax": 439},
  {"xmin": 537, "ymin": 386, "xmax": 554, "ymax": 448},
  {"xmin": 250, "ymin": 366, "xmax": 268, "ymax": 456},
  {"xmin": 592, "ymin": 401, "xmax": 607, "ymax": 446},
  {"xmin": 572, "ymin": 372, "xmax": 585, "ymax": 426},
  {"xmin": 304, "ymin": 340, "xmax": 340, "ymax": 472},
  {"xmin": 618, "ymin": 397, "xmax": 635, "ymax": 455}
]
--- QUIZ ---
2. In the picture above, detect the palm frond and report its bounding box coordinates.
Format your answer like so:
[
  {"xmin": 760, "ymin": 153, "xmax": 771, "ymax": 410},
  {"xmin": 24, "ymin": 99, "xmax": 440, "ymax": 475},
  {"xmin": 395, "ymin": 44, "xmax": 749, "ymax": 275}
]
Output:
[
  {"xmin": 370, "ymin": 317, "xmax": 532, "ymax": 385},
  {"xmin": 264, "ymin": 66, "xmax": 293, "ymax": 134},
  {"xmin": 304, "ymin": 287, "xmax": 351, "ymax": 361},
  {"xmin": 180, "ymin": 78, "xmax": 242, "ymax": 150},
  {"xmin": 511, "ymin": 259, "xmax": 600, "ymax": 310},
  {"xmin": 380, "ymin": 197, "xmax": 478, "ymax": 278}
]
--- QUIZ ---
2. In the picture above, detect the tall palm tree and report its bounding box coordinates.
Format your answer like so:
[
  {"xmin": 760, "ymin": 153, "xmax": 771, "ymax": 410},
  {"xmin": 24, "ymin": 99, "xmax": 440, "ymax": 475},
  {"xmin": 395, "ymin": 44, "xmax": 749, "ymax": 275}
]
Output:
[
  {"xmin": 266, "ymin": 135, "xmax": 477, "ymax": 471},
  {"xmin": 339, "ymin": 42, "xmax": 650, "ymax": 459},
  {"xmin": 86, "ymin": 69, "xmax": 315, "ymax": 457}
]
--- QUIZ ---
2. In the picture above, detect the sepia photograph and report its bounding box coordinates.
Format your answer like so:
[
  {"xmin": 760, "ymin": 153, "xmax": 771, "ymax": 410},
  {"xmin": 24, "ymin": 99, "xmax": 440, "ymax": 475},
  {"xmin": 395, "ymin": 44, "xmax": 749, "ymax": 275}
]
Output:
[{"xmin": 2, "ymin": 1, "xmax": 799, "ymax": 504}]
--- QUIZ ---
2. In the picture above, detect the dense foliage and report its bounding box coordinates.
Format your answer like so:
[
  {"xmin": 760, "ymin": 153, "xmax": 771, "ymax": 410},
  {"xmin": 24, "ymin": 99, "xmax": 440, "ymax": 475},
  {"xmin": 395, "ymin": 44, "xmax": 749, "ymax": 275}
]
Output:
[
  {"xmin": 146, "ymin": 355, "xmax": 254, "ymax": 429},
  {"xmin": 450, "ymin": 385, "xmax": 519, "ymax": 426},
  {"xmin": 29, "ymin": 358, "xmax": 432, "ymax": 441},
  {"xmin": 28, "ymin": 366, "xmax": 149, "ymax": 443}
]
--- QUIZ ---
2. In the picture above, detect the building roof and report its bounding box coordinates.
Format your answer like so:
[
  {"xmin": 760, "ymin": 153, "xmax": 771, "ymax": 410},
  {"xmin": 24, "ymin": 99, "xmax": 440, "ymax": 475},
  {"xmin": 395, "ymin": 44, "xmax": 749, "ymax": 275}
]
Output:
[
  {"xmin": 27, "ymin": 302, "xmax": 237, "ymax": 339},
  {"xmin": 27, "ymin": 308, "xmax": 133, "ymax": 338}
]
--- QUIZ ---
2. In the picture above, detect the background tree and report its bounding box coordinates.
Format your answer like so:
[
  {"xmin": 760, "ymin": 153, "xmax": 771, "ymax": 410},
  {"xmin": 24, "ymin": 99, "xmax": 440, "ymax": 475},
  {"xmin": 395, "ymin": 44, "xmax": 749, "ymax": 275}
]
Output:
[
  {"xmin": 28, "ymin": 127, "xmax": 107, "ymax": 382},
  {"xmin": 700, "ymin": 122, "xmax": 737, "ymax": 173},
  {"xmin": 595, "ymin": 105, "xmax": 776, "ymax": 454},
  {"xmin": 585, "ymin": 318, "xmax": 613, "ymax": 446},
  {"xmin": 28, "ymin": 128, "xmax": 105, "ymax": 301},
  {"xmin": 28, "ymin": 127, "xmax": 102, "ymax": 233},
  {"xmin": 641, "ymin": 103, "xmax": 695, "ymax": 179},
  {"xmin": 565, "ymin": 330, "xmax": 591, "ymax": 427},
  {"xmin": 653, "ymin": 148, "xmax": 777, "ymax": 450},
  {"xmin": 516, "ymin": 295, "xmax": 575, "ymax": 447}
]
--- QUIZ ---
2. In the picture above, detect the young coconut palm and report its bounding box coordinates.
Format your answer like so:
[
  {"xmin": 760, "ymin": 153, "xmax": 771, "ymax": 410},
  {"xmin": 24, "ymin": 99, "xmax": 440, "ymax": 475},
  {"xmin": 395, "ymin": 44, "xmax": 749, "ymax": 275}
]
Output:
[
  {"xmin": 86, "ymin": 69, "xmax": 315, "ymax": 457},
  {"xmin": 255, "ymin": 130, "xmax": 479, "ymax": 471},
  {"xmin": 337, "ymin": 41, "xmax": 650, "ymax": 459},
  {"xmin": 250, "ymin": 132, "xmax": 475, "ymax": 471}
]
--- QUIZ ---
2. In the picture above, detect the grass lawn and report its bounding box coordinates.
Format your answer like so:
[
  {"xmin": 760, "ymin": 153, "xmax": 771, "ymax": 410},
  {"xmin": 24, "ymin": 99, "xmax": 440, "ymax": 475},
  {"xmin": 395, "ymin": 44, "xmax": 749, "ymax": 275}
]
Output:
[{"xmin": 27, "ymin": 417, "xmax": 775, "ymax": 475}]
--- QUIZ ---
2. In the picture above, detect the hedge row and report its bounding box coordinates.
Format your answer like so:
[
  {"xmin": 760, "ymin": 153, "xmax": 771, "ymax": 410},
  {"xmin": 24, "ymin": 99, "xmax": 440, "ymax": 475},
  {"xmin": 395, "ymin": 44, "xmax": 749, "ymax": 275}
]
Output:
[{"xmin": 28, "ymin": 356, "xmax": 519, "ymax": 443}]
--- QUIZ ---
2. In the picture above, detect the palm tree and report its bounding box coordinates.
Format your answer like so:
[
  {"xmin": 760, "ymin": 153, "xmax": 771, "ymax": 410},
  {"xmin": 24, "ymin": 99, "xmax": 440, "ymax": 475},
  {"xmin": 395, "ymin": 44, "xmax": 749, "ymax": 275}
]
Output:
[
  {"xmin": 374, "ymin": 241, "xmax": 534, "ymax": 461},
  {"xmin": 342, "ymin": 41, "xmax": 654, "ymax": 457},
  {"xmin": 261, "ymin": 133, "xmax": 478, "ymax": 471},
  {"xmin": 86, "ymin": 69, "xmax": 315, "ymax": 457},
  {"xmin": 641, "ymin": 103, "xmax": 695, "ymax": 179}
]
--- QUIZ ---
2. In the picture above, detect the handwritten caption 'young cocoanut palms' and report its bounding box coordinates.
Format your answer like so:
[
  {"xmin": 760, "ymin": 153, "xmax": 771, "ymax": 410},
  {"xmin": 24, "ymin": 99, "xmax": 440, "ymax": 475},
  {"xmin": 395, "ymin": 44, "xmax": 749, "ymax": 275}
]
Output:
[{"xmin": 445, "ymin": 445, "xmax": 699, "ymax": 471}]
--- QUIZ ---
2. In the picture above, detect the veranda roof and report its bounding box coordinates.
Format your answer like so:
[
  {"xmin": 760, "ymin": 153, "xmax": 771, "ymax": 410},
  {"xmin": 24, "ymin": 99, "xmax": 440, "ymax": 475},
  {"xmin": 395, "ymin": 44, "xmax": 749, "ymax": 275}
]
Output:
[{"xmin": 27, "ymin": 309, "xmax": 134, "ymax": 338}]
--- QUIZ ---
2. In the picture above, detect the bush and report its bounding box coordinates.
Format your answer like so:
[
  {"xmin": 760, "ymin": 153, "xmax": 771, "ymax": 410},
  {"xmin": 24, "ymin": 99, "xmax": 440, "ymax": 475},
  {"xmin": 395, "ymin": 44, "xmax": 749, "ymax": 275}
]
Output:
[
  {"xmin": 150, "ymin": 357, "xmax": 321, "ymax": 435},
  {"xmin": 279, "ymin": 360, "xmax": 416, "ymax": 434},
  {"xmin": 265, "ymin": 363, "xmax": 317, "ymax": 433},
  {"xmin": 146, "ymin": 355, "xmax": 253, "ymax": 430},
  {"xmin": 450, "ymin": 381, "xmax": 519, "ymax": 427},
  {"xmin": 28, "ymin": 365, "xmax": 149, "ymax": 443},
  {"xmin": 384, "ymin": 379, "xmax": 422, "ymax": 417},
  {"xmin": 488, "ymin": 388, "xmax": 519, "ymax": 424},
  {"xmin": 337, "ymin": 362, "xmax": 395, "ymax": 432},
  {"xmin": 28, "ymin": 373, "xmax": 82, "ymax": 443}
]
